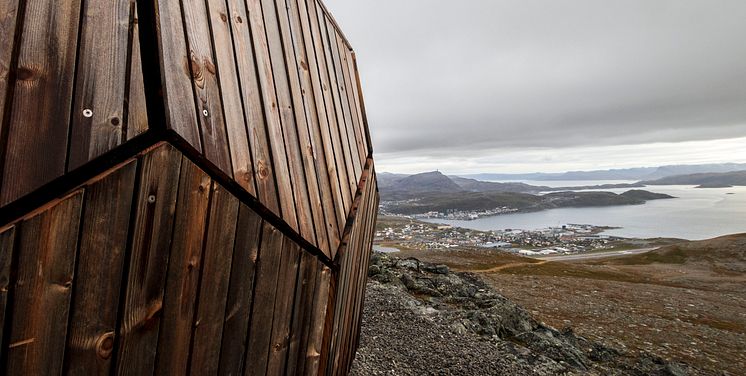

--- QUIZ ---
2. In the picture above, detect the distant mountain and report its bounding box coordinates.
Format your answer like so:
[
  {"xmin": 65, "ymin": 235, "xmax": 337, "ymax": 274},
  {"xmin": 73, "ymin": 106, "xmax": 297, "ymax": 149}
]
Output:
[
  {"xmin": 449, "ymin": 176, "xmax": 548, "ymax": 193},
  {"xmin": 642, "ymin": 170, "xmax": 746, "ymax": 188},
  {"xmin": 384, "ymin": 171, "xmax": 463, "ymax": 196},
  {"xmin": 460, "ymin": 163, "xmax": 746, "ymax": 182}
]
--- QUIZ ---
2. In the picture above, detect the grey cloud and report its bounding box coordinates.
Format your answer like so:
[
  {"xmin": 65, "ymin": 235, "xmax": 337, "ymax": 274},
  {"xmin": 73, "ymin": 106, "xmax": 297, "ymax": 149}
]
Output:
[{"xmin": 324, "ymin": 0, "xmax": 746, "ymax": 160}]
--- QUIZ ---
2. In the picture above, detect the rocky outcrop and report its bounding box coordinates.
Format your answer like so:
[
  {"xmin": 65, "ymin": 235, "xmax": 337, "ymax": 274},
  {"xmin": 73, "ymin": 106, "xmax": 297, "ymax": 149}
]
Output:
[{"xmin": 352, "ymin": 254, "xmax": 693, "ymax": 375}]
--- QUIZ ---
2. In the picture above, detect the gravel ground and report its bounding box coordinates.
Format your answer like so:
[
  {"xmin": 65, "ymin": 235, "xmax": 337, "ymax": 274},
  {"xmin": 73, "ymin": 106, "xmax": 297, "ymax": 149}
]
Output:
[{"xmin": 350, "ymin": 283, "xmax": 564, "ymax": 376}]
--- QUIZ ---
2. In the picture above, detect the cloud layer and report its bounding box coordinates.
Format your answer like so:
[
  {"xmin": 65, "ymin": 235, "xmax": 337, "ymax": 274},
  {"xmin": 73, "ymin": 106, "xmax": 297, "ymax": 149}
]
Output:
[{"xmin": 324, "ymin": 0, "xmax": 746, "ymax": 173}]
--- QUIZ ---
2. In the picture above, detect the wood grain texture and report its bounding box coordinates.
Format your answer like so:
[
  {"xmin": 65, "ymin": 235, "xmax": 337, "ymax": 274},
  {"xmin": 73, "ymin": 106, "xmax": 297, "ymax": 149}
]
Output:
[
  {"xmin": 207, "ymin": 0, "xmax": 255, "ymax": 195},
  {"xmin": 278, "ymin": 0, "xmax": 328, "ymax": 254},
  {"xmin": 64, "ymin": 161, "xmax": 137, "ymax": 375},
  {"xmin": 327, "ymin": 26, "xmax": 362, "ymax": 183},
  {"xmin": 338, "ymin": 39, "xmax": 367, "ymax": 165},
  {"xmin": 224, "ymin": 0, "xmax": 281, "ymax": 217},
  {"xmin": 154, "ymin": 0, "xmax": 201, "ymax": 148},
  {"xmin": 126, "ymin": 6, "xmax": 148, "ymax": 140},
  {"xmin": 115, "ymin": 144, "xmax": 181, "ymax": 376},
  {"xmin": 0, "ymin": 226, "xmax": 15, "ymax": 360},
  {"xmin": 68, "ymin": 0, "xmax": 132, "ymax": 169},
  {"xmin": 289, "ymin": 0, "xmax": 342, "ymax": 254},
  {"xmin": 0, "ymin": 0, "xmax": 21, "ymax": 148},
  {"xmin": 182, "ymin": 0, "xmax": 232, "ymax": 174},
  {"xmin": 318, "ymin": 13, "xmax": 357, "ymax": 202},
  {"xmin": 350, "ymin": 52, "xmax": 373, "ymax": 156},
  {"xmin": 153, "ymin": 156, "xmax": 211, "ymax": 376},
  {"xmin": 1, "ymin": 0, "xmax": 82, "ymax": 206},
  {"xmin": 244, "ymin": 222, "xmax": 285, "ymax": 376},
  {"xmin": 6, "ymin": 191, "xmax": 83, "ymax": 375},
  {"xmin": 260, "ymin": 0, "xmax": 315, "ymax": 246},
  {"xmin": 218, "ymin": 203, "xmax": 263, "ymax": 376},
  {"xmin": 265, "ymin": 238, "xmax": 301, "ymax": 375},
  {"xmin": 246, "ymin": 0, "xmax": 299, "ymax": 232},
  {"xmin": 285, "ymin": 252, "xmax": 318, "ymax": 374},
  {"xmin": 305, "ymin": 0, "xmax": 351, "ymax": 221},
  {"xmin": 189, "ymin": 182, "xmax": 240, "ymax": 374},
  {"xmin": 303, "ymin": 265, "xmax": 331, "ymax": 376}
]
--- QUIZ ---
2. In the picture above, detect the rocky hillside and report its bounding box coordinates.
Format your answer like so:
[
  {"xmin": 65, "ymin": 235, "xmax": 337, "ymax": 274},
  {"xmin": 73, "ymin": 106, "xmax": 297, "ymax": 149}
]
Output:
[{"xmin": 351, "ymin": 254, "xmax": 691, "ymax": 375}]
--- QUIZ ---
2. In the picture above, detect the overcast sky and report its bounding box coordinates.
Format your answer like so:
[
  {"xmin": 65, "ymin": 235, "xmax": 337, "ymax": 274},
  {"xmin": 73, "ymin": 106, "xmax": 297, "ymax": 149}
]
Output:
[{"xmin": 323, "ymin": 0, "xmax": 746, "ymax": 174}]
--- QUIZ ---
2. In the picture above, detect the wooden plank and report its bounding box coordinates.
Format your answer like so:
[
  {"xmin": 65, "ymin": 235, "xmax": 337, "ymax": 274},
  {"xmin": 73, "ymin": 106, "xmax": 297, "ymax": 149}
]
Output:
[
  {"xmin": 68, "ymin": 0, "xmax": 132, "ymax": 169},
  {"xmin": 0, "ymin": 0, "xmax": 82, "ymax": 206},
  {"xmin": 0, "ymin": 226, "xmax": 15, "ymax": 359},
  {"xmin": 244, "ymin": 222, "xmax": 285, "ymax": 376},
  {"xmin": 0, "ymin": 0, "xmax": 21, "ymax": 144},
  {"xmin": 327, "ymin": 27, "xmax": 362, "ymax": 183},
  {"xmin": 303, "ymin": 265, "xmax": 331, "ymax": 376},
  {"xmin": 338, "ymin": 41, "xmax": 367, "ymax": 164},
  {"xmin": 154, "ymin": 0, "xmax": 201, "ymax": 149},
  {"xmin": 245, "ymin": 0, "xmax": 299, "ymax": 232},
  {"xmin": 281, "ymin": 0, "xmax": 332, "ymax": 255},
  {"xmin": 260, "ymin": 0, "xmax": 315, "ymax": 246},
  {"xmin": 305, "ymin": 0, "xmax": 351, "ymax": 225},
  {"xmin": 65, "ymin": 161, "xmax": 137, "ymax": 375},
  {"xmin": 285, "ymin": 252, "xmax": 318, "ymax": 375},
  {"xmin": 206, "ymin": 0, "xmax": 255, "ymax": 195},
  {"xmin": 347, "ymin": 51, "xmax": 371, "ymax": 157},
  {"xmin": 217, "ymin": 204, "xmax": 263, "ymax": 376},
  {"xmin": 224, "ymin": 0, "xmax": 280, "ymax": 217},
  {"xmin": 189, "ymin": 182, "xmax": 240, "ymax": 374},
  {"xmin": 114, "ymin": 144, "xmax": 182, "ymax": 376},
  {"xmin": 6, "ymin": 191, "xmax": 84, "ymax": 375},
  {"xmin": 297, "ymin": 0, "xmax": 345, "ymax": 242},
  {"xmin": 126, "ymin": 6, "xmax": 148, "ymax": 140},
  {"xmin": 317, "ymin": 12, "xmax": 357, "ymax": 201},
  {"xmin": 265, "ymin": 239, "xmax": 301, "ymax": 375},
  {"xmin": 153, "ymin": 156, "xmax": 212, "ymax": 376},
  {"xmin": 181, "ymin": 0, "xmax": 232, "ymax": 174}
]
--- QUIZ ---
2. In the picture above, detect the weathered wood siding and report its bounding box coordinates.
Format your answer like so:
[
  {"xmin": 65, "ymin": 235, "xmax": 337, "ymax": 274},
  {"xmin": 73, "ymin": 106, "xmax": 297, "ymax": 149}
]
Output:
[
  {"xmin": 0, "ymin": 0, "xmax": 371, "ymax": 260},
  {"xmin": 0, "ymin": 1, "xmax": 375, "ymax": 374},
  {"xmin": 0, "ymin": 143, "xmax": 373, "ymax": 375}
]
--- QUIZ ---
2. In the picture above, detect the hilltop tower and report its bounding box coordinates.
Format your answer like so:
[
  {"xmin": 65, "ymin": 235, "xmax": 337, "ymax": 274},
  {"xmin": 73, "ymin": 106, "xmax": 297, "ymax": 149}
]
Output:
[{"xmin": 0, "ymin": 0, "xmax": 376, "ymax": 374}]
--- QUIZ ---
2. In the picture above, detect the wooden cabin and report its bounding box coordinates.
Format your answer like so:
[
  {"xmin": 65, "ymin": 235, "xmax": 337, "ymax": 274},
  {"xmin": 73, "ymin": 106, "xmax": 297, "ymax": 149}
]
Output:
[{"xmin": 0, "ymin": 0, "xmax": 377, "ymax": 374}]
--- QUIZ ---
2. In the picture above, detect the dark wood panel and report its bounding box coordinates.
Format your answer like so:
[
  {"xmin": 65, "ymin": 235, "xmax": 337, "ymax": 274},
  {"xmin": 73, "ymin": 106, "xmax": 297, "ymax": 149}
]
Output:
[
  {"xmin": 224, "ymin": 0, "xmax": 281, "ymax": 218},
  {"xmin": 350, "ymin": 52, "xmax": 373, "ymax": 156},
  {"xmin": 65, "ymin": 161, "xmax": 137, "ymax": 375},
  {"xmin": 6, "ymin": 191, "xmax": 83, "ymax": 375},
  {"xmin": 207, "ymin": 0, "xmax": 255, "ymax": 195},
  {"xmin": 114, "ymin": 144, "xmax": 182, "ymax": 376},
  {"xmin": 306, "ymin": 0, "xmax": 352, "ymax": 216},
  {"xmin": 327, "ymin": 26, "xmax": 362, "ymax": 183},
  {"xmin": 244, "ymin": 222, "xmax": 285, "ymax": 376},
  {"xmin": 246, "ymin": 0, "xmax": 299, "ymax": 233},
  {"xmin": 261, "ymin": 0, "xmax": 316, "ymax": 246},
  {"xmin": 126, "ymin": 6, "xmax": 148, "ymax": 140},
  {"xmin": 218, "ymin": 203, "xmax": 263, "ymax": 375},
  {"xmin": 154, "ymin": 0, "xmax": 202, "ymax": 149},
  {"xmin": 303, "ymin": 264, "xmax": 331, "ymax": 376},
  {"xmin": 265, "ymin": 239, "xmax": 301, "ymax": 375},
  {"xmin": 338, "ymin": 40, "xmax": 368, "ymax": 164},
  {"xmin": 68, "ymin": 0, "xmax": 132, "ymax": 170},
  {"xmin": 1, "ymin": 0, "xmax": 82, "ymax": 206},
  {"xmin": 153, "ymin": 156, "xmax": 212, "ymax": 376},
  {"xmin": 285, "ymin": 252, "xmax": 319, "ymax": 374},
  {"xmin": 182, "ymin": 0, "xmax": 232, "ymax": 174},
  {"xmin": 290, "ymin": 0, "xmax": 343, "ymax": 254},
  {"xmin": 318, "ymin": 13, "xmax": 357, "ymax": 201},
  {"xmin": 277, "ymin": 0, "xmax": 328, "ymax": 253},
  {"xmin": 0, "ymin": 0, "xmax": 21, "ymax": 147},
  {"xmin": 189, "ymin": 183, "xmax": 240, "ymax": 374},
  {"xmin": 0, "ymin": 225, "xmax": 15, "ymax": 361}
]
